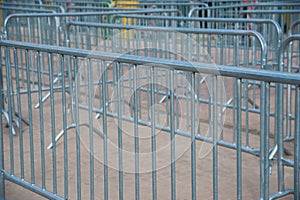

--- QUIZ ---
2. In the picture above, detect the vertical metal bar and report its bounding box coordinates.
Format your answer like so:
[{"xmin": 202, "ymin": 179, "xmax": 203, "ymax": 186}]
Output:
[
  {"xmin": 126, "ymin": 27, "xmax": 130, "ymax": 53},
  {"xmin": 294, "ymin": 86, "xmax": 300, "ymax": 200},
  {"xmin": 87, "ymin": 27, "xmax": 91, "ymax": 50},
  {"xmin": 80, "ymin": 25, "xmax": 84, "ymax": 49},
  {"xmin": 87, "ymin": 58, "xmax": 95, "ymax": 200},
  {"xmin": 150, "ymin": 67, "xmax": 157, "ymax": 200},
  {"xmin": 165, "ymin": 70, "xmax": 170, "ymax": 127},
  {"xmin": 276, "ymin": 69, "xmax": 285, "ymax": 193},
  {"xmin": 212, "ymin": 75, "xmax": 218, "ymax": 200},
  {"xmin": 36, "ymin": 51, "xmax": 46, "ymax": 189},
  {"xmin": 170, "ymin": 70, "xmax": 176, "ymax": 200},
  {"xmin": 236, "ymin": 78, "xmax": 242, "ymax": 200},
  {"xmin": 175, "ymin": 73, "xmax": 179, "ymax": 130},
  {"xmin": 260, "ymin": 81, "xmax": 270, "ymax": 199},
  {"xmin": 24, "ymin": 49, "xmax": 35, "ymax": 185},
  {"xmin": 49, "ymin": 53, "xmax": 57, "ymax": 195},
  {"xmin": 74, "ymin": 57, "xmax": 81, "ymax": 200},
  {"xmin": 0, "ymin": 47, "xmax": 5, "ymax": 199},
  {"xmin": 286, "ymin": 40, "xmax": 293, "ymax": 139},
  {"xmin": 101, "ymin": 60, "xmax": 108, "ymax": 200},
  {"xmin": 67, "ymin": 56, "xmax": 74, "ymax": 123},
  {"xmin": 264, "ymin": 83, "xmax": 270, "ymax": 199},
  {"xmin": 185, "ymin": 72, "xmax": 190, "ymax": 131},
  {"xmin": 133, "ymin": 64, "xmax": 140, "ymax": 200},
  {"xmin": 232, "ymin": 35, "xmax": 238, "ymax": 144},
  {"xmin": 260, "ymin": 76, "xmax": 266, "ymax": 195},
  {"xmin": 13, "ymin": 49, "xmax": 25, "ymax": 179},
  {"xmin": 5, "ymin": 47, "xmax": 14, "ymax": 176},
  {"xmin": 244, "ymin": 79, "xmax": 249, "ymax": 147},
  {"xmin": 116, "ymin": 62, "xmax": 123, "ymax": 200},
  {"xmin": 191, "ymin": 72, "xmax": 196, "ymax": 200},
  {"xmin": 61, "ymin": 56, "xmax": 68, "ymax": 199},
  {"xmin": 37, "ymin": 16, "xmax": 42, "ymax": 44},
  {"xmin": 219, "ymin": 76, "xmax": 224, "ymax": 142}
]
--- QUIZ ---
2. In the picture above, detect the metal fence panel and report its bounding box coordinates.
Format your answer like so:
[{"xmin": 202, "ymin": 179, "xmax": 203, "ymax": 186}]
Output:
[
  {"xmin": 272, "ymin": 34, "xmax": 300, "ymax": 199},
  {"xmin": 111, "ymin": 15, "xmax": 281, "ymax": 68},
  {"xmin": 0, "ymin": 39, "xmax": 299, "ymax": 199}
]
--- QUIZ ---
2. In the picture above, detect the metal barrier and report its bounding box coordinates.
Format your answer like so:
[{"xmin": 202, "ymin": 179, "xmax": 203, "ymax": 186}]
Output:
[
  {"xmin": 2, "ymin": 10, "xmax": 183, "ymax": 134},
  {"xmin": 0, "ymin": 39, "xmax": 299, "ymax": 200},
  {"xmin": 111, "ymin": 15, "xmax": 282, "ymax": 67},
  {"xmin": 238, "ymin": 9, "xmax": 300, "ymax": 35},
  {"xmin": 0, "ymin": 6, "xmax": 55, "ymax": 27},
  {"xmin": 1, "ymin": 12, "xmax": 114, "ymax": 134},
  {"xmin": 188, "ymin": 2, "xmax": 300, "ymax": 18},
  {"xmin": 3, "ymin": 9, "xmax": 181, "ymax": 35},
  {"xmin": 272, "ymin": 34, "xmax": 300, "ymax": 200},
  {"xmin": 65, "ymin": 22, "xmax": 268, "ymax": 157},
  {"xmin": 66, "ymin": 22, "xmax": 267, "ymax": 66}
]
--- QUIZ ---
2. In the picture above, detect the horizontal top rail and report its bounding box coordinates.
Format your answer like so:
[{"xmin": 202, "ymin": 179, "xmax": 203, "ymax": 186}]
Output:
[
  {"xmin": 188, "ymin": 3, "xmax": 300, "ymax": 17},
  {"xmin": 3, "ymin": 9, "xmax": 180, "ymax": 33},
  {"xmin": 0, "ymin": 6, "xmax": 56, "ymax": 13},
  {"xmin": 67, "ymin": 6, "xmax": 144, "ymax": 11},
  {"xmin": 3, "ymin": 8, "xmax": 179, "ymax": 22},
  {"xmin": 111, "ymin": 14, "xmax": 282, "ymax": 37},
  {"xmin": 116, "ymin": 2, "xmax": 208, "ymax": 6},
  {"xmin": 0, "ymin": 2, "xmax": 65, "ymax": 12},
  {"xmin": 239, "ymin": 9, "xmax": 300, "ymax": 17},
  {"xmin": 65, "ymin": 6, "xmax": 182, "ymax": 15},
  {"xmin": 278, "ymin": 34, "xmax": 300, "ymax": 71},
  {"xmin": 289, "ymin": 19, "xmax": 300, "ymax": 35},
  {"xmin": 1, "ymin": 39, "xmax": 295, "ymax": 85}
]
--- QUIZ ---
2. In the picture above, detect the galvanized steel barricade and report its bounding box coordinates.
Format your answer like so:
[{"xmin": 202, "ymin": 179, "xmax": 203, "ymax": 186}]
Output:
[
  {"xmin": 111, "ymin": 15, "xmax": 282, "ymax": 68},
  {"xmin": 2, "ymin": 10, "xmax": 182, "ymax": 106},
  {"xmin": 3, "ymin": 9, "xmax": 181, "ymax": 43},
  {"xmin": 2, "ymin": 12, "xmax": 117, "ymax": 135},
  {"xmin": 238, "ymin": 9, "xmax": 300, "ymax": 36},
  {"xmin": 0, "ymin": 40, "xmax": 298, "ymax": 200},
  {"xmin": 188, "ymin": 2, "xmax": 300, "ymax": 19},
  {"xmin": 0, "ymin": 6, "xmax": 56, "ymax": 32},
  {"xmin": 65, "ymin": 21, "xmax": 269, "ymax": 157},
  {"xmin": 272, "ymin": 34, "xmax": 300, "ymax": 199}
]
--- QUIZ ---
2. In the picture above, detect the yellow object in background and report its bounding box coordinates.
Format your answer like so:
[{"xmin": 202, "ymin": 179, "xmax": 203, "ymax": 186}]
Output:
[{"xmin": 113, "ymin": 1, "xmax": 139, "ymax": 40}]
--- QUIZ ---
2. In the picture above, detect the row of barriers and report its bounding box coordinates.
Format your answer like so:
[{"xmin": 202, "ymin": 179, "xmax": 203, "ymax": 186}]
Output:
[{"xmin": 0, "ymin": 1, "xmax": 300, "ymax": 200}]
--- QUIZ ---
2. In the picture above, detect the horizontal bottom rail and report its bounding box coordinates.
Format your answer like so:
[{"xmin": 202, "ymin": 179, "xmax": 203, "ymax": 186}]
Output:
[
  {"xmin": 269, "ymin": 189, "xmax": 294, "ymax": 200},
  {"xmin": 2, "ymin": 170, "xmax": 64, "ymax": 200}
]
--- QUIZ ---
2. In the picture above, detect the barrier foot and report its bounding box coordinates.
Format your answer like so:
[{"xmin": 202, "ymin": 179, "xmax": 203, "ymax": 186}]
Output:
[
  {"xmin": 47, "ymin": 123, "xmax": 104, "ymax": 150},
  {"xmin": 2, "ymin": 109, "xmax": 16, "ymax": 135}
]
